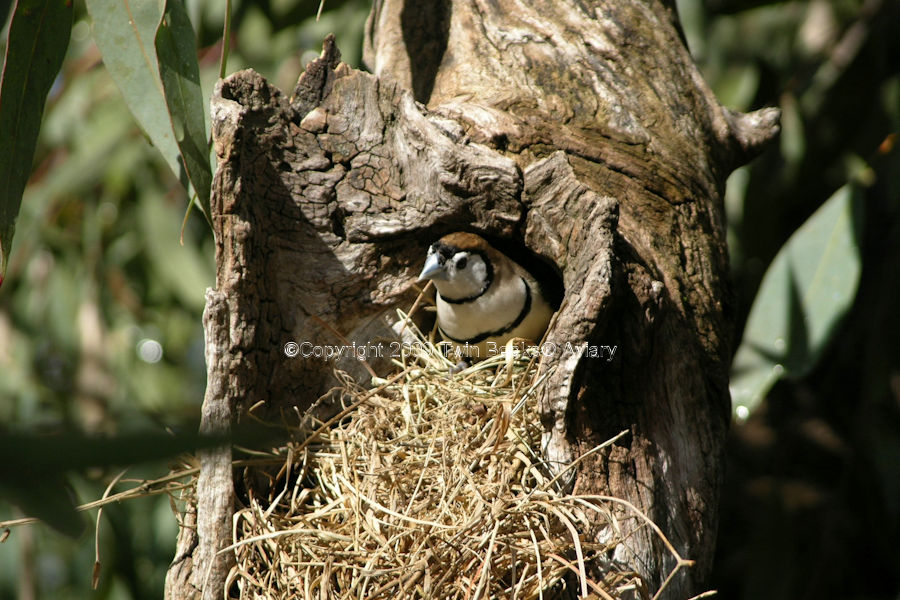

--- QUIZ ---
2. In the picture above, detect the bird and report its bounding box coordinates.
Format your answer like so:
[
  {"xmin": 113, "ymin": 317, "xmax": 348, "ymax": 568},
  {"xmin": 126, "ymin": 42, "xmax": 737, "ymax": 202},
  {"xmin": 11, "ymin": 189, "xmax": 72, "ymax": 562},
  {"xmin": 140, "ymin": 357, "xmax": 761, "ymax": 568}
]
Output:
[{"xmin": 417, "ymin": 232, "xmax": 555, "ymax": 359}]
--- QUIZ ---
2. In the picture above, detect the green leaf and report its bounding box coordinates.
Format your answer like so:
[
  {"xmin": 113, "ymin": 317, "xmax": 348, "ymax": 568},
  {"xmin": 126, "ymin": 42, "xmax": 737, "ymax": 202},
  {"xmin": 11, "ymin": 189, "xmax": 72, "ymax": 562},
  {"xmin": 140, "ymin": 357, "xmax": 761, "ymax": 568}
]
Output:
[
  {"xmin": 0, "ymin": 0, "xmax": 73, "ymax": 281},
  {"xmin": 155, "ymin": 0, "xmax": 212, "ymax": 220},
  {"xmin": 84, "ymin": 0, "xmax": 187, "ymax": 192},
  {"xmin": 0, "ymin": 423, "xmax": 275, "ymax": 536},
  {"xmin": 0, "ymin": 423, "xmax": 276, "ymax": 536},
  {"xmin": 139, "ymin": 190, "xmax": 213, "ymax": 312},
  {"xmin": 0, "ymin": 0, "xmax": 14, "ymax": 32},
  {"xmin": 730, "ymin": 184, "xmax": 863, "ymax": 417},
  {"xmin": 0, "ymin": 473, "xmax": 85, "ymax": 538}
]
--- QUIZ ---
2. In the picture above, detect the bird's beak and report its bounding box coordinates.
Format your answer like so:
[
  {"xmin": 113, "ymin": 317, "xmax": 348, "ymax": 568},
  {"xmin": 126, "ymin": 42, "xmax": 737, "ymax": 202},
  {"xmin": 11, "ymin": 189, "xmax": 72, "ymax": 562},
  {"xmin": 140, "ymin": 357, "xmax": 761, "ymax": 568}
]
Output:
[{"xmin": 417, "ymin": 252, "xmax": 447, "ymax": 282}]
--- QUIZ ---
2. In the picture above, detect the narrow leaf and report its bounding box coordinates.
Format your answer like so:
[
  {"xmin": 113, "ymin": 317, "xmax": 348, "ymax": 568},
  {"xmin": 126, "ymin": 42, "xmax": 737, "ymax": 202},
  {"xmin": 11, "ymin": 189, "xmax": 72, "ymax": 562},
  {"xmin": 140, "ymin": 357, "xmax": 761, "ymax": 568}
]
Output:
[
  {"xmin": 0, "ymin": 0, "xmax": 14, "ymax": 32},
  {"xmin": 139, "ymin": 189, "xmax": 213, "ymax": 311},
  {"xmin": 730, "ymin": 184, "xmax": 863, "ymax": 416},
  {"xmin": 0, "ymin": 422, "xmax": 274, "ymax": 536},
  {"xmin": 84, "ymin": 0, "xmax": 187, "ymax": 191},
  {"xmin": 155, "ymin": 0, "xmax": 212, "ymax": 220},
  {"xmin": 0, "ymin": 475, "xmax": 85, "ymax": 538},
  {"xmin": 0, "ymin": 0, "xmax": 73, "ymax": 281}
]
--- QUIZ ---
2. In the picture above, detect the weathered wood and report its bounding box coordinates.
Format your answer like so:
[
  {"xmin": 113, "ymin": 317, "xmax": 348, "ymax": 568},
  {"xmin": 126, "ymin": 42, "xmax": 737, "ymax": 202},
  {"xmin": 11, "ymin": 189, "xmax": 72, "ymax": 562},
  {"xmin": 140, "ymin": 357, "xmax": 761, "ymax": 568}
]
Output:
[
  {"xmin": 364, "ymin": 1, "xmax": 778, "ymax": 594},
  {"xmin": 167, "ymin": 0, "xmax": 780, "ymax": 595},
  {"xmin": 166, "ymin": 33, "xmax": 550, "ymax": 598}
]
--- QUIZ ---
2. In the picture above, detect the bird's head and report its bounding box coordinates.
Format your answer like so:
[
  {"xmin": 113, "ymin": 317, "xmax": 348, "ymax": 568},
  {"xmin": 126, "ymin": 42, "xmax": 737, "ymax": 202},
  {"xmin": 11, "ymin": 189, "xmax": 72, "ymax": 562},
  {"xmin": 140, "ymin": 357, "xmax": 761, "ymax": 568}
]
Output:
[{"xmin": 417, "ymin": 233, "xmax": 495, "ymax": 301}]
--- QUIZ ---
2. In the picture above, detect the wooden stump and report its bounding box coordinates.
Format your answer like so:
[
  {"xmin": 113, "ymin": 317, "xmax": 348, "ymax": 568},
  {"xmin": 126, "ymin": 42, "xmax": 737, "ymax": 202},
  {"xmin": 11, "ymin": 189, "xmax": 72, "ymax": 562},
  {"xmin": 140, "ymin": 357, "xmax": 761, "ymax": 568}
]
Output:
[{"xmin": 166, "ymin": 1, "xmax": 780, "ymax": 596}]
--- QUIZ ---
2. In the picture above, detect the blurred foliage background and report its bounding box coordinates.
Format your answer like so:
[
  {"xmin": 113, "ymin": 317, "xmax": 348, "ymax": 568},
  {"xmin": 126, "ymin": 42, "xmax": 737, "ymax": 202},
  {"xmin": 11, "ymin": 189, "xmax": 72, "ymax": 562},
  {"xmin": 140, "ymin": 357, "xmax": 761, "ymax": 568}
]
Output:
[
  {"xmin": 0, "ymin": 0, "xmax": 370, "ymax": 597},
  {"xmin": 677, "ymin": 0, "xmax": 900, "ymax": 598},
  {"xmin": 0, "ymin": 0, "xmax": 898, "ymax": 598}
]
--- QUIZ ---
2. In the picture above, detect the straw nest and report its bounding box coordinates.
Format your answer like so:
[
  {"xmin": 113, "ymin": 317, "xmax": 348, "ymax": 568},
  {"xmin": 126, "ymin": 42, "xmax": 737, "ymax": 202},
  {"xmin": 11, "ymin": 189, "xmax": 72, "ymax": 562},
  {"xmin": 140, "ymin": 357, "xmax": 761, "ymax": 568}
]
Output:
[{"xmin": 223, "ymin": 311, "xmax": 688, "ymax": 600}]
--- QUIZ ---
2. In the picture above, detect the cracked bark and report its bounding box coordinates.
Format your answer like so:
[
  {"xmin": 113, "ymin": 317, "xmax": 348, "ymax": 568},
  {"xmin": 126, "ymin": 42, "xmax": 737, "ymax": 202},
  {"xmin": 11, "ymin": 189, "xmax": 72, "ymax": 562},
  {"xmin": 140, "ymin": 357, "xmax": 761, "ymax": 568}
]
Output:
[{"xmin": 165, "ymin": 1, "xmax": 780, "ymax": 598}]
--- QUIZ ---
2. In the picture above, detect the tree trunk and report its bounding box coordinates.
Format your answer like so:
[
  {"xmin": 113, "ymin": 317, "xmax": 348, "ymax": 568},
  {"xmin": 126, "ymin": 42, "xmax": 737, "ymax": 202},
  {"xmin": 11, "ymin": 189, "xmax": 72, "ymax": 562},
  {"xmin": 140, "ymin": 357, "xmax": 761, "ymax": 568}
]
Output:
[{"xmin": 165, "ymin": 1, "xmax": 779, "ymax": 598}]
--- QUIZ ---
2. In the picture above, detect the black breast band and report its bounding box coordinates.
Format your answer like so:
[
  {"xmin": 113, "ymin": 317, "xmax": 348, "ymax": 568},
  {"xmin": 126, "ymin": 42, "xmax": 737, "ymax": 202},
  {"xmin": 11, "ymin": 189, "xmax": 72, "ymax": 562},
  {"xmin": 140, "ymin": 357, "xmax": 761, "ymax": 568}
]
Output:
[{"xmin": 439, "ymin": 277, "xmax": 532, "ymax": 344}]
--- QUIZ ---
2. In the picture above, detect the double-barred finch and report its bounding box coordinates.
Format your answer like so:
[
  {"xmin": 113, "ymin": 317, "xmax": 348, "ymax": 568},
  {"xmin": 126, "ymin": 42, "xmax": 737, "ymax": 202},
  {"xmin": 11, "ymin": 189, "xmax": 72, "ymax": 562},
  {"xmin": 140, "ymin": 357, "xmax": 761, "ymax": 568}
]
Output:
[{"xmin": 417, "ymin": 232, "xmax": 555, "ymax": 359}]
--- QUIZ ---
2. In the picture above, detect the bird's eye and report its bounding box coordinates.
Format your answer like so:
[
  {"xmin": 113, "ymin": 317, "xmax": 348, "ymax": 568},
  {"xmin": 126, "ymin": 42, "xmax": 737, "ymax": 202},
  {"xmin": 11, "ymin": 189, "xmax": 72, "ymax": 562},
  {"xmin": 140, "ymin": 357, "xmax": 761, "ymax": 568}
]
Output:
[{"xmin": 456, "ymin": 256, "xmax": 468, "ymax": 269}]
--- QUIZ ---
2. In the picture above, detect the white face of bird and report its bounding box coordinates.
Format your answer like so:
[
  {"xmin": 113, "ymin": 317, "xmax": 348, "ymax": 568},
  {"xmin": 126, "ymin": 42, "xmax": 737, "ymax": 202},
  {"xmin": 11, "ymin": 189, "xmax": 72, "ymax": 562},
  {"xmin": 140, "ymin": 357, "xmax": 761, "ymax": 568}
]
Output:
[{"xmin": 418, "ymin": 245, "xmax": 490, "ymax": 301}]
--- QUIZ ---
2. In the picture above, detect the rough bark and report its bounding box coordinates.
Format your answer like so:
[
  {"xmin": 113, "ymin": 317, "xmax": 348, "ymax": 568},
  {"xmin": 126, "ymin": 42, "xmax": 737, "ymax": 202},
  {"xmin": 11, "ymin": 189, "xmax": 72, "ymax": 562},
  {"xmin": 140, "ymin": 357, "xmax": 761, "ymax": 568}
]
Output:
[
  {"xmin": 367, "ymin": 0, "xmax": 779, "ymax": 593},
  {"xmin": 166, "ymin": 1, "xmax": 779, "ymax": 597}
]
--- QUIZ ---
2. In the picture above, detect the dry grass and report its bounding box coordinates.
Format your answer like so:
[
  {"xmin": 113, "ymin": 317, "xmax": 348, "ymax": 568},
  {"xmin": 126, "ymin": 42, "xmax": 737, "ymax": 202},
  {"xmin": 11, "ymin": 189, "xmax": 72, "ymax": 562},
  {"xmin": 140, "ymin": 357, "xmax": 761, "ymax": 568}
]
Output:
[
  {"xmin": 0, "ymin": 310, "xmax": 699, "ymax": 599},
  {"xmin": 222, "ymin": 311, "xmax": 693, "ymax": 600}
]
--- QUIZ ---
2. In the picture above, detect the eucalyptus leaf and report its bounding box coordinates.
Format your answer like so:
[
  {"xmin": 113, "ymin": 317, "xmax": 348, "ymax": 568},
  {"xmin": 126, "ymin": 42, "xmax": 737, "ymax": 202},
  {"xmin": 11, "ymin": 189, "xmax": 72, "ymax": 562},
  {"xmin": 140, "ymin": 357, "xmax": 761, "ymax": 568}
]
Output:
[
  {"xmin": 730, "ymin": 184, "xmax": 863, "ymax": 416},
  {"xmin": 139, "ymin": 191, "xmax": 213, "ymax": 312},
  {"xmin": 0, "ymin": 424, "xmax": 275, "ymax": 536},
  {"xmin": 155, "ymin": 0, "xmax": 212, "ymax": 221},
  {"xmin": 0, "ymin": 0, "xmax": 14, "ymax": 32},
  {"xmin": 0, "ymin": 474, "xmax": 85, "ymax": 538},
  {"xmin": 84, "ymin": 0, "xmax": 187, "ymax": 191},
  {"xmin": 0, "ymin": 0, "xmax": 73, "ymax": 280}
]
